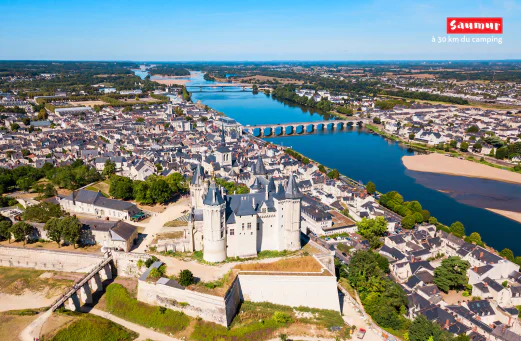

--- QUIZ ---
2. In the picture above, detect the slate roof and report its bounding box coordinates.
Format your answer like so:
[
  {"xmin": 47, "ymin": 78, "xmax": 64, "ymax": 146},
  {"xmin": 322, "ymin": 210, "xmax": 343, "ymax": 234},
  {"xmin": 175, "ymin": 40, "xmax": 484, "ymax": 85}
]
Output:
[
  {"xmin": 203, "ymin": 182, "xmax": 225, "ymax": 206},
  {"xmin": 63, "ymin": 189, "xmax": 138, "ymax": 212}
]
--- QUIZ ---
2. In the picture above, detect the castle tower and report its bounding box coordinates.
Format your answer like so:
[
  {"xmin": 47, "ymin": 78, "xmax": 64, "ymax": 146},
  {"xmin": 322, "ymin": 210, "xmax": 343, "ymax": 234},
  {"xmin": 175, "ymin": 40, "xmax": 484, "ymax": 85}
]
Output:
[
  {"xmin": 202, "ymin": 182, "xmax": 227, "ymax": 262},
  {"xmin": 282, "ymin": 174, "xmax": 303, "ymax": 251},
  {"xmin": 190, "ymin": 164, "xmax": 206, "ymax": 209}
]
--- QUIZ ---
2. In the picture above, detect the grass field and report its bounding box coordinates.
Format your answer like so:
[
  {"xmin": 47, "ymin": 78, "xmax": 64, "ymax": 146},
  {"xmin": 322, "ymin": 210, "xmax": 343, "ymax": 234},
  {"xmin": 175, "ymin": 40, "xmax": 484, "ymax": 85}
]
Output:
[
  {"xmin": 0, "ymin": 267, "xmax": 73, "ymax": 296},
  {"xmin": 234, "ymin": 256, "xmax": 323, "ymax": 273},
  {"xmin": 44, "ymin": 311, "xmax": 137, "ymax": 341},
  {"xmin": 105, "ymin": 283, "xmax": 190, "ymax": 334}
]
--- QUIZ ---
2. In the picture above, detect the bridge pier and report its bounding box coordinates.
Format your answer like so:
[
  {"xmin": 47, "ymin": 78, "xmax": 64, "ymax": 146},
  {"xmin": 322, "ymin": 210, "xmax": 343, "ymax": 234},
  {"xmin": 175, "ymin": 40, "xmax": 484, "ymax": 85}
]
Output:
[
  {"xmin": 67, "ymin": 292, "xmax": 81, "ymax": 311},
  {"xmin": 80, "ymin": 283, "xmax": 93, "ymax": 304},
  {"xmin": 101, "ymin": 264, "xmax": 113, "ymax": 280},
  {"xmin": 90, "ymin": 272, "xmax": 103, "ymax": 292}
]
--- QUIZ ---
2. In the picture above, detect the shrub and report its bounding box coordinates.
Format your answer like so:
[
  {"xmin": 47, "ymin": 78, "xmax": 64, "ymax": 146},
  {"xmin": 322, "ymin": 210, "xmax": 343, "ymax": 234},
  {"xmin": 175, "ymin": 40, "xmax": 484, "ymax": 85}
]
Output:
[
  {"xmin": 178, "ymin": 269, "xmax": 195, "ymax": 286},
  {"xmin": 273, "ymin": 311, "xmax": 292, "ymax": 324}
]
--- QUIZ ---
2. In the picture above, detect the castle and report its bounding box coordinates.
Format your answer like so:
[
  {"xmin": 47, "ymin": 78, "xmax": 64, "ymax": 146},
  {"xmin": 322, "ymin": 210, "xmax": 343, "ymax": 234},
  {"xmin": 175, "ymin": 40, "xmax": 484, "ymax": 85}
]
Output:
[{"xmin": 189, "ymin": 162, "xmax": 303, "ymax": 262}]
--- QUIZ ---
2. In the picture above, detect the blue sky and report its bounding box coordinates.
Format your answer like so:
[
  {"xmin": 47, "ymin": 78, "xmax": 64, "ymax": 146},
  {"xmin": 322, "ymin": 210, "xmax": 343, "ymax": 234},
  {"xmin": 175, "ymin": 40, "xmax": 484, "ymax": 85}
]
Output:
[{"xmin": 1, "ymin": 0, "xmax": 520, "ymax": 60}]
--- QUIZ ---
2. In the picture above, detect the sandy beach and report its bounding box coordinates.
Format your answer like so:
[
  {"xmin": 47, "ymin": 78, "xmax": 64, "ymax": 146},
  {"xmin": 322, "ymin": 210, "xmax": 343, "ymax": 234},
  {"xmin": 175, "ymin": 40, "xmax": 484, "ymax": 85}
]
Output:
[
  {"xmin": 402, "ymin": 153, "xmax": 521, "ymax": 185},
  {"xmin": 486, "ymin": 208, "xmax": 521, "ymax": 224}
]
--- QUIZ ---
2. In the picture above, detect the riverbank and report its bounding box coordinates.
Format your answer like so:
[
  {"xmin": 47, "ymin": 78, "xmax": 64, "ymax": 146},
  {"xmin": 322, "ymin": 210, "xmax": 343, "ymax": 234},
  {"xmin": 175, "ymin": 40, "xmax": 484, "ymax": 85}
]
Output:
[
  {"xmin": 486, "ymin": 208, "xmax": 521, "ymax": 224},
  {"xmin": 402, "ymin": 153, "xmax": 521, "ymax": 185}
]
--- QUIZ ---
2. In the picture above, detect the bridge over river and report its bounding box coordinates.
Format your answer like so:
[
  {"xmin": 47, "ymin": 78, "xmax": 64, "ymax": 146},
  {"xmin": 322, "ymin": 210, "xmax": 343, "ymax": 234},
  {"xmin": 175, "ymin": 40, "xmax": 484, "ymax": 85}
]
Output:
[{"xmin": 243, "ymin": 119, "xmax": 369, "ymax": 137}]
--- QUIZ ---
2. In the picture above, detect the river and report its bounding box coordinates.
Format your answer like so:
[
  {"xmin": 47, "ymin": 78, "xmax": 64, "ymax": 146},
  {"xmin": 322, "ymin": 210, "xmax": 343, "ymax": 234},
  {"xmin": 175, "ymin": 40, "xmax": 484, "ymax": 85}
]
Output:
[{"xmin": 136, "ymin": 69, "xmax": 521, "ymax": 255}]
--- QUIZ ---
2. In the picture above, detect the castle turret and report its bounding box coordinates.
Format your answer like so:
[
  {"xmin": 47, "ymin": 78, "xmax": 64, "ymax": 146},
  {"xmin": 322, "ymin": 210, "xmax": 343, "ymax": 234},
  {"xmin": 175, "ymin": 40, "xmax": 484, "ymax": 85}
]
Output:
[
  {"xmin": 202, "ymin": 182, "xmax": 227, "ymax": 262},
  {"xmin": 282, "ymin": 174, "xmax": 302, "ymax": 251},
  {"xmin": 190, "ymin": 164, "xmax": 206, "ymax": 209},
  {"xmin": 252, "ymin": 155, "xmax": 267, "ymax": 177}
]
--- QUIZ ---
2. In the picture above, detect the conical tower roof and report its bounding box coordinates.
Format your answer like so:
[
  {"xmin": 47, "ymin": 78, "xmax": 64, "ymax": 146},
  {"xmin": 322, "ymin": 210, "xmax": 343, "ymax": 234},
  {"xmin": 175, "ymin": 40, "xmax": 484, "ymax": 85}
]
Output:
[
  {"xmin": 191, "ymin": 164, "xmax": 205, "ymax": 185},
  {"xmin": 203, "ymin": 182, "xmax": 225, "ymax": 206},
  {"xmin": 267, "ymin": 176, "xmax": 276, "ymax": 193},
  {"xmin": 285, "ymin": 174, "xmax": 303, "ymax": 199},
  {"xmin": 253, "ymin": 155, "xmax": 267, "ymax": 176}
]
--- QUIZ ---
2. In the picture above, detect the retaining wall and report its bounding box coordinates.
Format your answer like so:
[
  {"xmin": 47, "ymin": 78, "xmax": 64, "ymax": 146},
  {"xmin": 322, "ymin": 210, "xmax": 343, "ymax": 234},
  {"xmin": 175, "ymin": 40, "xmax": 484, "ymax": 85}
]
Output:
[
  {"xmin": 137, "ymin": 276, "xmax": 241, "ymax": 326},
  {"xmin": 0, "ymin": 245, "xmax": 103, "ymax": 273},
  {"xmin": 238, "ymin": 273, "xmax": 341, "ymax": 312}
]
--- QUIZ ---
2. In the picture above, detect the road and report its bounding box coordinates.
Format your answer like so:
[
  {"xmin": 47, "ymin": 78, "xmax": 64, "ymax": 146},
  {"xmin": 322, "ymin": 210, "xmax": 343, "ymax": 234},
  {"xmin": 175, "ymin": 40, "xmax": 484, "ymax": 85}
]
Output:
[{"xmin": 133, "ymin": 197, "xmax": 190, "ymax": 253}]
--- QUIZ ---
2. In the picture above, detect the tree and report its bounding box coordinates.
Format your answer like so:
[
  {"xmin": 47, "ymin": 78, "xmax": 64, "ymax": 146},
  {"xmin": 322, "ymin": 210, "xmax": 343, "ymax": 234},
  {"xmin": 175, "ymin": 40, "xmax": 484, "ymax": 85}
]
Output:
[
  {"xmin": 60, "ymin": 216, "xmax": 82, "ymax": 248},
  {"xmin": 166, "ymin": 172, "xmax": 187, "ymax": 194},
  {"xmin": 401, "ymin": 215, "xmax": 416, "ymax": 229},
  {"xmin": 38, "ymin": 108, "xmax": 48, "ymax": 120},
  {"xmin": 472, "ymin": 142, "xmax": 482, "ymax": 153},
  {"xmin": 450, "ymin": 221, "xmax": 465, "ymax": 237},
  {"xmin": 110, "ymin": 175, "xmax": 134, "ymax": 200},
  {"xmin": 103, "ymin": 160, "xmax": 116, "ymax": 177},
  {"xmin": 466, "ymin": 125, "xmax": 479, "ymax": 133},
  {"xmin": 428, "ymin": 216, "xmax": 438, "ymax": 225},
  {"xmin": 496, "ymin": 146, "xmax": 508, "ymax": 159},
  {"xmin": 460, "ymin": 141, "xmax": 469, "ymax": 152},
  {"xmin": 409, "ymin": 133, "xmax": 415, "ymax": 141},
  {"xmin": 44, "ymin": 217, "xmax": 63, "ymax": 247},
  {"xmin": 23, "ymin": 202, "xmax": 63, "ymax": 223},
  {"xmin": 327, "ymin": 169, "xmax": 340, "ymax": 179},
  {"xmin": 434, "ymin": 256, "xmax": 470, "ymax": 293},
  {"xmin": 43, "ymin": 183, "xmax": 57, "ymax": 198},
  {"xmin": 0, "ymin": 219, "xmax": 13, "ymax": 241},
  {"xmin": 10, "ymin": 221, "xmax": 34, "ymax": 245},
  {"xmin": 413, "ymin": 212, "xmax": 424, "ymax": 224},
  {"xmin": 421, "ymin": 209, "xmax": 431, "ymax": 222},
  {"xmin": 500, "ymin": 248, "xmax": 515, "ymax": 261},
  {"xmin": 136, "ymin": 117, "xmax": 145, "ymax": 123},
  {"xmin": 16, "ymin": 177, "xmax": 34, "ymax": 191},
  {"xmin": 465, "ymin": 232, "xmax": 484, "ymax": 246},
  {"xmin": 356, "ymin": 217, "xmax": 387, "ymax": 248},
  {"xmin": 449, "ymin": 140, "xmax": 458, "ymax": 149},
  {"xmin": 178, "ymin": 269, "xmax": 194, "ymax": 286},
  {"xmin": 366, "ymin": 181, "xmax": 376, "ymax": 194},
  {"xmin": 148, "ymin": 178, "xmax": 172, "ymax": 204}
]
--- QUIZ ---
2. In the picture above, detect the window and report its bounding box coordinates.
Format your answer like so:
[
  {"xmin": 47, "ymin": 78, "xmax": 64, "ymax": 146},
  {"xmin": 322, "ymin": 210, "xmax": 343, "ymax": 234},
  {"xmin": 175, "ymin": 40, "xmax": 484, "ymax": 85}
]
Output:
[
  {"xmin": 247, "ymin": 222, "xmax": 252, "ymax": 230},
  {"xmin": 242, "ymin": 223, "xmax": 245, "ymax": 230},
  {"xmin": 262, "ymin": 208, "xmax": 266, "ymax": 213},
  {"xmin": 257, "ymin": 223, "xmax": 260, "ymax": 230},
  {"xmin": 230, "ymin": 229, "xmax": 234, "ymax": 236}
]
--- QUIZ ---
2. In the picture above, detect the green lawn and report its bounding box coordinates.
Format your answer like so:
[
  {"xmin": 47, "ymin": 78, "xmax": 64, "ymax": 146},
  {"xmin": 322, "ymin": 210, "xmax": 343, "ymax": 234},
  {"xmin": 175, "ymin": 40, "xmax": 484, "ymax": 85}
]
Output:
[
  {"xmin": 105, "ymin": 283, "xmax": 190, "ymax": 335},
  {"xmin": 49, "ymin": 313, "xmax": 137, "ymax": 341}
]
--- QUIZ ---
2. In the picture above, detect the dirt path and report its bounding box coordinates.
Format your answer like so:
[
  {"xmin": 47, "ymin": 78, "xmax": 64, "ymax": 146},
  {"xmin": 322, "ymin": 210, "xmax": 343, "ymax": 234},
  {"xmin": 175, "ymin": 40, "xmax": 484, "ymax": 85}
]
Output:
[
  {"xmin": 133, "ymin": 197, "xmax": 190, "ymax": 253},
  {"xmin": 0, "ymin": 292, "xmax": 58, "ymax": 312},
  {"xmin": 88, "ymin": 308, "xmax": 182, "ymax": 341}
]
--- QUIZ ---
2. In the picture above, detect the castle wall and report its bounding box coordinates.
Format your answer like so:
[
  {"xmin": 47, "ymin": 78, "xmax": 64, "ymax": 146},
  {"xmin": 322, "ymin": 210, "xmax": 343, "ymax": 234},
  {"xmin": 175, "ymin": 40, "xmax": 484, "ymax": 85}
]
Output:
[
  {"xmin": 238, "ymin": 273, "xmax": 341, "ymax": 312},
  {"xmin": 137, "ymin": 276, "xmax": 241, "ymax": 326},
  {"xmin": 0, "ymin": 245, "xmax": 104, "ymax": 273}
]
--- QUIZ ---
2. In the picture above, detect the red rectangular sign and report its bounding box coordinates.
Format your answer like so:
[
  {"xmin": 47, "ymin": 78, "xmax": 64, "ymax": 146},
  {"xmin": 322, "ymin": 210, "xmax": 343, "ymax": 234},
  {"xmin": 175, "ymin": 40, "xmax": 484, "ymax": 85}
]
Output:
[{"xmin": 447, "ymin": 17, "xmax": 503, "ymax": 34}]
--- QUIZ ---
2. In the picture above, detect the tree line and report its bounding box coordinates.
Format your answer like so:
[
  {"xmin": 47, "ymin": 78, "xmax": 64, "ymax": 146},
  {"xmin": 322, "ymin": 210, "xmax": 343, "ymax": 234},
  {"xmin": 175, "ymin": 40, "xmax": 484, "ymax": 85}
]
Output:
[{"xmin": 109, "ymin": 173, "xmax": 187, "ymax": 205}]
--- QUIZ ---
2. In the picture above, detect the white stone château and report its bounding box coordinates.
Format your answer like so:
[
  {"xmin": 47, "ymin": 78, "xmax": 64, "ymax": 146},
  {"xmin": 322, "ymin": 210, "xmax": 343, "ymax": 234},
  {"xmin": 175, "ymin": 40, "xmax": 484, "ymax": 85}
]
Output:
[{"xmin": 189, "ymin": 163, "xmax": 303, "ymax": 263}]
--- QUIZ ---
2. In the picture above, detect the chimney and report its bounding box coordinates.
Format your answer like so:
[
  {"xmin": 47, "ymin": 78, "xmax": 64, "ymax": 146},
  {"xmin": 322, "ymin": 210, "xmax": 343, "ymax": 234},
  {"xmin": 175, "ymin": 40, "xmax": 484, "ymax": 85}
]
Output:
[
  {"xmin": 480, "ymin": 251, "xmax": 484, "ymax": 258},
  {"xmin": 474, "ymin": 266, "xmax": 478, "ymax": 273},
  {"xmin": 445, "ymin": 319, "xmax": 449, "ymax": 329},
  {"xmin": 502, "ymin": 325, "xmax": 506, "ymax": 333},
  {"xmin": 458, "ymin": 301, "xmax": 461, "ymax": 306},
  {"xmin": 484, "ymin": 282, "xmax": 488, "ymax": 287},
  {"xmin": 508, "ymin": 316, "xmax": 512, "ymax": 326},
  {"xmin": 252, "ymin": 197, "xmax": 256, "ymax": 209}
]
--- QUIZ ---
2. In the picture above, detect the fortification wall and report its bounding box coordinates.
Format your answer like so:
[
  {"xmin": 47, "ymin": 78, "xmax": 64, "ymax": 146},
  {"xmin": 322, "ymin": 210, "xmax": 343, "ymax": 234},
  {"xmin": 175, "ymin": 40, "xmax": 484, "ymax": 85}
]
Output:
[
  {"xmin": 0, "ymin": 245, "xmax": 103, "ymax": 273},
  {"xmin": 238, "ymin": 274, "xmax": 341, "ymax": 312},
  {"xmin": 137, "ymin": 276, "xmax": 241, "ymax": 326},
  {"xmin": 112, "ymin": 251, "xmax": 148, "ymax": 278}
]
